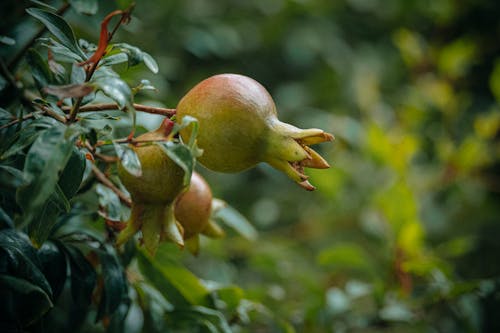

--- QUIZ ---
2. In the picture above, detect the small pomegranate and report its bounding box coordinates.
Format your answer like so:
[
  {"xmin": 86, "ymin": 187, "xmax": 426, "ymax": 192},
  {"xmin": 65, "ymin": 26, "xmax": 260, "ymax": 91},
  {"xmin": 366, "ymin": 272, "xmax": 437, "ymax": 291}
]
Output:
[
  {"xmin": 176, "ymin": 74, "xmax": 334, "ymax": 190},
  {"xmin": 115, "ymin": 119, "xmax": 185, "ymax": 255},
  {"xmin": 174, "ymin": 172, "xmax": 224, "ymax": 255}
]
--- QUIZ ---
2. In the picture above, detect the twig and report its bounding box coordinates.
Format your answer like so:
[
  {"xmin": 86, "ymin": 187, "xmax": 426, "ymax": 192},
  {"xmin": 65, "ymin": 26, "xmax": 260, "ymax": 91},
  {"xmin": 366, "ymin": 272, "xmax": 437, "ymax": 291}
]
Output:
[
  {"xmin": 62, "ymin": 103, "xmax": 176, "ymax": 117},
  {"xmin": 0, "ymin": 113, "xmax": 36, "ymax": 130},
  {"xmin": 95, "ymin": 137, "xmax": 171, "ymax": 147},
  {"xmin": 69, "ymin": 6, "xmax": 134, "ymax": 123},
  {"xmin": 38, "ymin": 105, "xmax": 67, "ymax": 123},
  {"xmin": 91, "ymin": 163, "xmax": 132, "ymax": 207},
  {"xmin": 7, "ymin": 3, "xmax": 71, "ymax": 71}
]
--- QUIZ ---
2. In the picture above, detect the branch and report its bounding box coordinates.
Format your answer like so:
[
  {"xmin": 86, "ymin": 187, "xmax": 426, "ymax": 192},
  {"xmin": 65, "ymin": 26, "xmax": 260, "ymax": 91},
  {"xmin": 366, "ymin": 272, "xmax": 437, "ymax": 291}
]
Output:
[
  {"xmin": 91, "ymin": 164, "xmax": 132, "ymax": 207},
  {"xmin": 0, "ymin": 103, "xmax": 67, "ymax": 130},
  {"xmin": 62, "ymin": 103, "xmax": 176, "ymax": 117}
]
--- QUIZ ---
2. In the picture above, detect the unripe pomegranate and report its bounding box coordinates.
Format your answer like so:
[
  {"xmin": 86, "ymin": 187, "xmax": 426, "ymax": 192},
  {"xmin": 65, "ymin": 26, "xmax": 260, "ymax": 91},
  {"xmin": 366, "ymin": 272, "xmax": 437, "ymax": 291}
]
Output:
[
  {"xmin": 174, "ymin": 172, "xmax": 225, "ymax": 255},
  {"xmin": 176, "ymin": 74, "xmax": 334, "ymax": 190},
  {"xmin": 115, "ymin": 119, "xmax": 185, "ymax": 255}
]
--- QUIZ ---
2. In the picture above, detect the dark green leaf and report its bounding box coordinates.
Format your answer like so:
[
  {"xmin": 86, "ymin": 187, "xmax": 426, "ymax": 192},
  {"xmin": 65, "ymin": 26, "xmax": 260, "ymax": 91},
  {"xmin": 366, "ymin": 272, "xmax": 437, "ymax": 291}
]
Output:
[
  {"xmin": 95, "ymin": 247, "xmax": 128, "ymax": 321},
  {"xmin": 0, "ymin": 275, "xmax": 53, "ymax": 326},
  {"xmin": 69, "ymin": 0, "xmax": 98, "ymax": 15},
  {"xmin": 0, "ymin": 208, "xmax": 14, "ymax": 228},
  {"xmin": 38, "ymin": 241, "xmax": 67, "ymax": 300},
  {"xmin": 16, "ymin": 124, "xmax": 75, "ymax": 224},
  {"xmin": 0, "ymin": 121, "xmax": 44, "ymax": 159},
  {"xmin": 60, "ymin": 243, "xmax": 97, "ymax": 308},
  {"xmin": 30, "ymin": 0, "xmax": 57, "ymax": 11},
  {"xmin": 157, "ymin": 141, "xmax": 194, "ymax": 186},
  {"xmin": 26, "ymin": 8, "xmax": 84, "ymax": 58},
  {"xmin": 136, "ymin": 247, "xmax": 210, "ymax": 306},
  {"xmin": 28, "ymin": 192, "xmax": 65, "ymax": 248},
  {"xmin": 0, "ymin": 230, "xmax": 53, "ymax": 297},
  {"xmin": 93, "ymin": 76, "xmax": 133, "ymax": 109},
  {"xmin": 58, "ymin": 147, "xmax": 86, "ymax": 199},
  {"xmin": 113, "ymin": 142, "xmax": 142, "ymax": 177},
  {"xmin": 26, "ymin": 49, "xmax": 54, "ymax": 93},
  {"xmin": 106, "ymin": 302, "xmax": 131, "ymax": 333},
  {"xmin": 0, "ymin": 107, "xmax": 13, "ymax": 122},
  {"xmin": 0, "ymin": 164, "xmax": 26, "ymax": 188}
]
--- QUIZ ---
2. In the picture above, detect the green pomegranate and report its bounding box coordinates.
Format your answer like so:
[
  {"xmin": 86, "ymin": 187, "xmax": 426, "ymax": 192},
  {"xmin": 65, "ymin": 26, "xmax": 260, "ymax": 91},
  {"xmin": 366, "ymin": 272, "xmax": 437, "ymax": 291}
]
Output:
[
  {"xmin": 174, "ymin": 172, "xmax": 225, "ymax": 255},
  {"xmin": 176, "ymin": 74, "xmax": 334, "ymax": 190},
  {"xmin": 116, "ymin": 119, "xmax": 186, "ymax": 255}
]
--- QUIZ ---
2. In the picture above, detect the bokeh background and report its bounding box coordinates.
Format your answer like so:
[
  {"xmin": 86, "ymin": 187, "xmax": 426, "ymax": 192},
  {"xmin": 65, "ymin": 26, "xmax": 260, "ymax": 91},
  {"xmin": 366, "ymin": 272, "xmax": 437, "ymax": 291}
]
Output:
[{"xmin": 4, "ymin": 0, "xmax": 500, "ymax": 332}]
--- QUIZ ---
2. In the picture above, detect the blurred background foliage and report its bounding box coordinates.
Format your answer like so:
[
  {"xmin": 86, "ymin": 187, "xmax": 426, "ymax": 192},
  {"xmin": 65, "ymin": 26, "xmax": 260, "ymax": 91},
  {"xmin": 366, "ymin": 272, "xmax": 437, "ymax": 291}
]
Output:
[{"xmin": 2, "ymin": 0, "xmax": 500, "ymax": 332}]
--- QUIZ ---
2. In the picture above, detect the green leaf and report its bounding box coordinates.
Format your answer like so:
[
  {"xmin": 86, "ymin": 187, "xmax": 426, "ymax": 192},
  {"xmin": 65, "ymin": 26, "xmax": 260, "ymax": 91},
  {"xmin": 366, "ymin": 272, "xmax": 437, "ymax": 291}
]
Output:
[
  {"xmin": 96, "ymin": 247, "xmax": 128, "ymax": 321},
  {"xmin": 0, "ymin": 208, "xmax": 14, "ymax": 228},
  {"xmin": 136, "ymin": 246, "xmax": 210, "ymax": 306},
  {"xmin": 60, "ymin": 243, "xmax": 97, "ymax": 308},
  {"xmin": 113, "ymin": 142, "xmax": 142, "ymax": 177},
  {"xmin": 142, "ymin": 52, "xmax": 159, "ymax": 73},
  {"xmin": 316, "ymin": 243, "xmax": 374, "ymax": 275},
  {"xmin": 157, "ymin": 141, "xmax": 194, "ymax": 186},
  {"xmin": 112, "ymin": 43, "xmax": 159, "ymax": 73},
  {"xmin": 58, "ymin": 147, "xmax": 86, "ymax": 199},
  {"xmin": 38, "ymin": 241, "xmax": 67, "ymax": 301},
  {"xmin": 0, "ymin": 275, "xmax": 53, "ymax": 326},
  {"xmin": 101, "ymin": 53, "xmax": 129, "ymax": 67},
  {"xmin": 93, "ymin": 76, "xmax": 133, "ymax": 109},
  {"xmin": 26, "ymin": 8, "xmax": 84, "ymax": 59},
  {"xmin": 28, "ymin": 186, "xmax": 67, "ymax": 247},
  {"xmin": 0, "ymin": 164, "xmax": 26, "ymax": 189},
  {"xmin": 69, "ymin": 0, "xmax": 98, "ymax": 15},
  {"xmin": 0, "ymin": 230, "xmax": 53, "ymax": 297},
  {"xmin": 0, "ymin": 35, "xmax": 16, "ymax": 45},
  {"xmin": 30, "ymin": 0, "xmax": 57, "ymax": 11},
  {"xmin": 26, "ymin": 48, "xmax": 54, "ymax": 93},
  {"xmin": 211, "ymin": 199, "xmax": 258, "ymax": 241},
  {"xmin": 39, "ymin": 37, "xmax": 84, "ymax": 62},
  {"xmin": 96, "ymin": 183, "xmax": 123, "ymax": 221},
  {"xmin": 16, "ymin": 124, "xmax": 75, "ymax": 224}
]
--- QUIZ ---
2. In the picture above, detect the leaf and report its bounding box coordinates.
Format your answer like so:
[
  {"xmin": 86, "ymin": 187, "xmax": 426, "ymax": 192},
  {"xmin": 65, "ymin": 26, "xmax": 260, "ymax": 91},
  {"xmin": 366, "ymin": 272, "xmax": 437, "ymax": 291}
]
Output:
[
  {"xmin": 136, "ymin": 246, "xmax": 210, "ymax": 306},
  {"xmin": 26, "ymin": 8, "xmax": 84, "ymax": 59},
  {"xmin": 0, "ymin": 207, "xmax": 14, "ymax": 228},
  {"xmin": 95, "ymin": 247, "xmax": 128, "ymax": 321},
  {"xmin": 0, "ymin": 164, "xmax": 26, "ymax": 189},
  {"xmin": 93, "ymin": 76, "xmax": 133, "ymax": 109},
  {"xmin": 0, "ymin": 35, "xmax": 15, "ymax": 45},
  {"xmin": 113, "ymin": 142, "xmax": 142, "ymax": 177},
  {"xmin": 71, "ymin": 62, "xmax": 86, "ymax": 84},
  {"xmin": 69, "ymin": 0, "xmax": 98, "ymax": 15},
  {"xmin": 316, "ymin": 243, "xmax": 374, "ymax": 275},
  {"xmin": 58, "ymin": 147, "xmax": 86, "ymax": 199},
  {"xmin": 45, "ymin": 83, "xmax": 94, "ymax": 98},
  {"xmin": 0, "ymin": 275, "xmax": 53, "ymax": 326},
  {"xmin": 26, "ymin": 48, "xmax": 54, "ymax": 93},
  {"xmin": 38, "ymin": 241, "xmax": 67, "ymax": 301},
  {"xmin": 16, "ymin": 124, "xmax": 75, "ymax": 224},
  {"xmin": 113, "ymin": 43, "xmax": 159, "ymax": 73},
  {"xmin": 60, "ymin": 242, "xmax": 97, "ymax": 308},
  {"xmin": 157, "ymin": 141, "xmax": 195, "ymax": 186},
  {"xmin": 39, "ymin": 37, "xmax": 84, "ymax": 63},
  {"xmin": 0, "ymin": 230, "xmax": 53, "ymax": 297},
  {"xmin": 142, "ymin": 52, "xmax": 159, "ymax": 73},
  {"xmin": 30, "ymin": 0, "xmax": 57, "ymax": 11},
  {"xmin": 211, "ymin": 199, "xmax": 258, "ymax": 241},
  {"xmin": 101, "ymin": 52, "xmax": 129, "ymax": 67},
  {"xmin": 96, "ymin": 184, "xmax": 123, "ymax": 221}
]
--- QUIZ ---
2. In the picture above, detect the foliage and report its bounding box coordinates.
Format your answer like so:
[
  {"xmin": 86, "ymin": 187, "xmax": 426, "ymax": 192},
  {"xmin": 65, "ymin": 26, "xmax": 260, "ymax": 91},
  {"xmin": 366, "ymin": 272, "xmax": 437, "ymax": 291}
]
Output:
[{"xmin": 1, "ymin": 1, "xmax": 500, "ymax": 333}]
